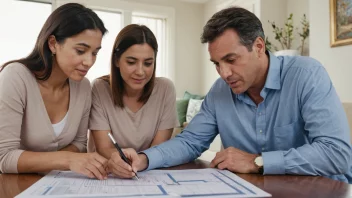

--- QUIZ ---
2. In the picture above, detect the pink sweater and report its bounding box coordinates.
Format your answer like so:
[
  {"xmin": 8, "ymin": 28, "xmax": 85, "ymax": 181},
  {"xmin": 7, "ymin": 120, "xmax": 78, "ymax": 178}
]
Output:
[{"xmin": 0, "ymin": 63, "xmax": 91, "ymax": 173}]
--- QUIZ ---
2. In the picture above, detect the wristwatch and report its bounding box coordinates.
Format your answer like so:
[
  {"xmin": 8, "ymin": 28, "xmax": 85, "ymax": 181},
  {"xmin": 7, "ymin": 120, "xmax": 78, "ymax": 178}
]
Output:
[{"xmin": 254, "ymin": 156, "xmax": 264, "ymax": 174}]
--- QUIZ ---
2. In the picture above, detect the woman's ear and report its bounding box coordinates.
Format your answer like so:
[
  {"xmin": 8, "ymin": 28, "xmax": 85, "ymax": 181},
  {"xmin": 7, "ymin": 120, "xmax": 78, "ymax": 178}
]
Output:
[
  {"xmin": 48, "ymin": 35, "xmax": 57, "ymax": 55},
  {"xmin": 115, "ymin": 58, "xmax": 120, "ymax": 68}
]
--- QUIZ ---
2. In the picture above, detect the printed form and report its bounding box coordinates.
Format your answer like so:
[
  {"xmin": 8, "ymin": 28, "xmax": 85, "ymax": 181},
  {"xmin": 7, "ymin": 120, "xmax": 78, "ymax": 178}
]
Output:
[{"xmin": 16, "ymin": 168, "xmax": 271, "ymax": 198}]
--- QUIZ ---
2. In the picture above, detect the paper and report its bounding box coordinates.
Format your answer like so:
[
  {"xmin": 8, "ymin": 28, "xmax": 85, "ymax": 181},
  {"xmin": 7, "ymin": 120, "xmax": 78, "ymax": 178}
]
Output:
[{"xmin": 16, "ymin": 168, "xmax": 271, "ymax": 198}]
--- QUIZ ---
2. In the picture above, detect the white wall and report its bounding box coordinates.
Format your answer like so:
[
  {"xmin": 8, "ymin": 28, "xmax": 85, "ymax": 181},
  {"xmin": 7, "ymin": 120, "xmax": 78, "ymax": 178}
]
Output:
[
  {"xmin": 54, "ymin": 0, "xmax": 204, "ymax": 98},
  {"xmin": 201, "ymin": 0, "xmax": 226, "ymax": 95},
  {"xmin": 260, "ymin": 0, "xmax": 309, "ymax": 54},
  {"xmin": 310, "ymin": 0, "xmax": 352, "ymax": 102},
  {"xmin": 287, "ymin": 0, "xmax": 309, "ymax": 55},
  {"xmin": 260, "ymin": 0, "xmax": 287, "ymax": 52}
]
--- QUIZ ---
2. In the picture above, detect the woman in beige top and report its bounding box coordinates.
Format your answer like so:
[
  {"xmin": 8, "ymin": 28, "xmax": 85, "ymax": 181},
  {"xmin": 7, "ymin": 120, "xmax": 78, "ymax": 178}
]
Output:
[
  {"xmin": 0, "ymin": 3, "xmax": 108, "ymax": 180},
  {"xmin": 89, "ymin": 24, "xmax": 179, "ymax": 178}
]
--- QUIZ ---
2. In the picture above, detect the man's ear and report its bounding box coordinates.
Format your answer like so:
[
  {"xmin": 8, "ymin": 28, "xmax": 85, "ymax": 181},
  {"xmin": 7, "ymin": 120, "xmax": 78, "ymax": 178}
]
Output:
[
  {"xmin": 253, "ymin": 37, "xmax": 265, "ymax": 57},
  {"xmin": 48, "ymin": 35, "xmax": 57, "ymax": 55}
]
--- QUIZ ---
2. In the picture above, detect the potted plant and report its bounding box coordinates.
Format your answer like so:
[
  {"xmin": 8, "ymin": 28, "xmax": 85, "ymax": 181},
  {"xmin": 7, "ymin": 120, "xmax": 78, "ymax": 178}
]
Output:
[{"xmin": 267, "ymin": 14, "xmax": 309, "ymax": 56}]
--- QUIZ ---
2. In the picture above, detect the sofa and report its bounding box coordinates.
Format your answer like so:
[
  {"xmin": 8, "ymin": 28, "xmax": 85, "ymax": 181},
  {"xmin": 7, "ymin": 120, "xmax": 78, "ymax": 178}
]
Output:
[{"xmin": 342, "ymin": 102, "xmax": 352, "ymax": 143}]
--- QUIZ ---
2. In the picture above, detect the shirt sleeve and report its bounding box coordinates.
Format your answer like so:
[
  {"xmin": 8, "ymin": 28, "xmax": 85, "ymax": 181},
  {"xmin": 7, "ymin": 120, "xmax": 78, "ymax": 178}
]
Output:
[
  {"xmin": 70, "ymin": 79, "xmax": 91, "ymax": 152},
  {"xmin": 89, "ymin": 79, "xmax": 111, "ymax": 131},
  {"xmin": 143, "ymin": 85, "xmax": 219, "ymax": 170},
  {"xmin": 158, "ymin": 78, "xmax": 180, "ymax": 130},
  {"xmin": 262, "ymin": 65, "xmax": 352, "ymax": 176},
  {"xmin": 0, "ymin": 65, "xmax": 26, "ymax": 173}
]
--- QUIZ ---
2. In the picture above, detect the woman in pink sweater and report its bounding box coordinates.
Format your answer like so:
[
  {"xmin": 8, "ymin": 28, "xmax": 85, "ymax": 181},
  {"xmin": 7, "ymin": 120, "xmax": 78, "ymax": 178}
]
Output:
[
  {"xmin": 89, "ymin": 24, "xmax": 179, "ymax": 179},
  {"xmin": 0, "ymin": 3, "xmax": 108, "ymax": 180}
]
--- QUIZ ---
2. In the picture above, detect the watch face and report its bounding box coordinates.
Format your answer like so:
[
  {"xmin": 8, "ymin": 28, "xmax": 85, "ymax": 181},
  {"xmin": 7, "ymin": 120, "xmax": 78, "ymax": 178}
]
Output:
[{"xmin": 255, "ymin": 156, "xmax": 263, "ymax": 167}]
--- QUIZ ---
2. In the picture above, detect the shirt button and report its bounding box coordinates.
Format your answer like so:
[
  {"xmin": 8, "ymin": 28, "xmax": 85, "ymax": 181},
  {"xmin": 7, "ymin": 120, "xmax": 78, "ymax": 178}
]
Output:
[
  {"xmin": 262, "ymin": 147, "xmax": 265, "ymax": 151},
  {"xmin": 259, "ymin": 130, "xmax": 262, "ymax": 133},
  {"xmin": 259, "ymin": 112, "xmax": 262, "ymax": 115}
]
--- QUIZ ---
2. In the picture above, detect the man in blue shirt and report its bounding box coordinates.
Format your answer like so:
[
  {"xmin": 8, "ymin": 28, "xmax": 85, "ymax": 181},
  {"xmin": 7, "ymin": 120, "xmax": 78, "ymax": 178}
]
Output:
[{"xmin": 112, "ymin": 7, "xmax": 352, "ymax": 183}]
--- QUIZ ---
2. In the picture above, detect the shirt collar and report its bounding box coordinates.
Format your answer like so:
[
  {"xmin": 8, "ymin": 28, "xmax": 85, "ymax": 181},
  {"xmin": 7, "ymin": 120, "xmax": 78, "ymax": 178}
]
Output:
[
  {"xmin": 235, "ymin": 51, "xmax": 281, "ymax": 102},
  {"xmin": 264, "ymin": 51, "xmax": 281, "ymax": 90}
]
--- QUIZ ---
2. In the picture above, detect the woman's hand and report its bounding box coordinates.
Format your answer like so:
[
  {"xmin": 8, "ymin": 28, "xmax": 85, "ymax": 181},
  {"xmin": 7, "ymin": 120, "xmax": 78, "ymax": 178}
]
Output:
[
  {"xmin": 68, "ymin": 152, "xmax": 108, "ymax": 180},
  {"xmin": 107, "ymin": 148, "xmax": 140, "ymax": 178}
]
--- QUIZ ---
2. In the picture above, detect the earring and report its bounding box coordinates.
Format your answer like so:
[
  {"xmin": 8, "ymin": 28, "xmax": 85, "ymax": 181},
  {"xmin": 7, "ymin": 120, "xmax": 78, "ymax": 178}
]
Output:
[{"xmin": 52, "ymin": 52, "xmax": 56, "ymax": 57}]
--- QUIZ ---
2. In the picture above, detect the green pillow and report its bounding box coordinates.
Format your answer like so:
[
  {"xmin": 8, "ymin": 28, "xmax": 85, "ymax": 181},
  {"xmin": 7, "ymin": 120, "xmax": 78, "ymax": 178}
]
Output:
[
  {"xmin": 176, "ymin": 98, "xmax": 189, "ymax": 126},
  {"xmin": 183, "ymin": 91, "xmax": 205, "ymax": 100}
]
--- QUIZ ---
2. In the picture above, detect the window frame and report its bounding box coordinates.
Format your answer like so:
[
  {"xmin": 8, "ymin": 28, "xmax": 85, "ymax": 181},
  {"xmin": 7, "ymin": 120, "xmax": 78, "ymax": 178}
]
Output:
[{"xmin": 53, "ymin": 0, "xmax": 176, "ymax": 82}]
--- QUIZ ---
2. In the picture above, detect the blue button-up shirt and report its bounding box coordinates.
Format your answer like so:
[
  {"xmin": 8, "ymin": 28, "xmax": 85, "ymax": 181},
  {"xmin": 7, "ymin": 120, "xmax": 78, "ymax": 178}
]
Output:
[{"xmin": 144, "ymin": 53, "xmax": 352, "ymax": 183}]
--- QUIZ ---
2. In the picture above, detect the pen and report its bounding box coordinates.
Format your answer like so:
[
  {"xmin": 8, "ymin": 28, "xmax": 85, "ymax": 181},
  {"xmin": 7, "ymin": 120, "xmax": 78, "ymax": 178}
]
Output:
[{"xmin": 107, "ymin": 132, "xmax": 139, "ymax": 180}]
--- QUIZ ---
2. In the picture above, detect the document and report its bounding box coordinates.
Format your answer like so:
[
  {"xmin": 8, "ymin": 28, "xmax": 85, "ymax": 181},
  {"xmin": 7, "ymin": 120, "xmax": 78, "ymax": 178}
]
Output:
[{"xmin": 16, "ymin": 168, "xmax": 271, "ymax": 198}]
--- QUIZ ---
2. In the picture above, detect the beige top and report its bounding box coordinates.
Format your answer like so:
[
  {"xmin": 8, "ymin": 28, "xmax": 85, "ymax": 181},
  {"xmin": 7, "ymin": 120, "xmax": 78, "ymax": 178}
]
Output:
[
  {"xmin": 89, "ymin": 77, "xmax": 179, "ymax": 152},
  {"xmin": 0, "ymin": 63, "xmax": 91, "ymax": 173}
]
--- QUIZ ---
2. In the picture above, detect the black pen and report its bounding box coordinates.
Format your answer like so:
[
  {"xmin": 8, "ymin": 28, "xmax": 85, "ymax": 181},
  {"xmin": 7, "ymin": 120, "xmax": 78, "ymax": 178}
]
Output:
[{"xmin": 107, "ymin": 132, "xmax": 139, "ymax": 180}]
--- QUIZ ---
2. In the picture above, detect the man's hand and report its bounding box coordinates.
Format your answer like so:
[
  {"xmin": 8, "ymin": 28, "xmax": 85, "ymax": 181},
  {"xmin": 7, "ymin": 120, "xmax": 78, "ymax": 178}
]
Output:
[
  {"xmin": 210, "ymin": 147, "xmax": 260, "ymax": 173},
  {"xmin": 136, "ymin": 153, "xmax": 149, "ymax": 171}
]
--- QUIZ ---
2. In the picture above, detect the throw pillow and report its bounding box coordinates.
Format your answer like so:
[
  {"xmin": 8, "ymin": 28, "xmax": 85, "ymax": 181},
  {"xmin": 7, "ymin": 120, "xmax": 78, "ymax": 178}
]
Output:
[
  {"xmin": 186, "ymin": 98, "xmax": 204, "ymax": 123},
  {"xmin": 176, "ymin": 99, "xmax": 189, "ymax": 126},
  {"xmin": 183, "ymin": 91, "xmax": 205, "ymax": 100}
]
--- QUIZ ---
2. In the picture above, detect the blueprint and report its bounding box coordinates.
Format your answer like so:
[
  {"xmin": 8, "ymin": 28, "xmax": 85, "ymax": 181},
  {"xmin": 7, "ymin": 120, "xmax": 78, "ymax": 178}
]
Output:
[{"xmin": 15, "ymin": 168, "xmax": 271, "ymax": 198}]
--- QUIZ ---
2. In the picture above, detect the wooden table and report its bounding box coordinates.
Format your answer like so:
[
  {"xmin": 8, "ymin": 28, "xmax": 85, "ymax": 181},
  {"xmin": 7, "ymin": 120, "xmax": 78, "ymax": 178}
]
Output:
[{"xmin": 0, "ymin": 160, "xmax": 350, "ymax": 198}]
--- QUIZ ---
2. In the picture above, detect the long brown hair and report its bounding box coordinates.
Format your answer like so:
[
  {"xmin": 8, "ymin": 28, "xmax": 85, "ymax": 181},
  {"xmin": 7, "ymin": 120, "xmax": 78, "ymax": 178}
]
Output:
[
  {"xmin": 0, "ymin": 3, "xmax": 107, "ymax": 80},
  {"xmin": 102, "ymin": 24, "xmax": 158, "ymax": 108}
]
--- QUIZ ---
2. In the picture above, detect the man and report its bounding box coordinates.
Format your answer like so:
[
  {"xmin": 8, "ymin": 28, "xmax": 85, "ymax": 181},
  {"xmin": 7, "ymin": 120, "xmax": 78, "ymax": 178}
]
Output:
[{"xmin": 113, "ymin": 7, "xmax": 352, "ymax": 183}]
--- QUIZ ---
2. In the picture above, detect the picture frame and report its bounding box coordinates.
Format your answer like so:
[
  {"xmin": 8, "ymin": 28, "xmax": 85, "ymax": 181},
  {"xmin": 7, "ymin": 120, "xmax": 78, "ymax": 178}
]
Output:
[{"xmin": 330, "ymin": 0, "xmax": 352, "ymax": 47}]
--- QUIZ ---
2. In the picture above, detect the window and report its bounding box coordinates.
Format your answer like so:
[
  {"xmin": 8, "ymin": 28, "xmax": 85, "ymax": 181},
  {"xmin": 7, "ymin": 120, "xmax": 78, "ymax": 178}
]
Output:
[
  {"xmin": 0, "ymin": 0, "xmax": 51, "ymax": 65},
  {"xmin": 87, "ymin": 1, "xmax": 175, "ymax": 81},
  {"xmin": 86, "ymin": 11, "xmax": 168, "ymax": 81},
  {"xmin": 0, "ymin": 1, "xmax": 175, "ymax": 82},
  {"xmin": 132, "ymin": 16, "xmax": 167, "ymax": 77},
  {"xmin": 86, "ymin": 10, "xmax": 122, "ymax": 81}
]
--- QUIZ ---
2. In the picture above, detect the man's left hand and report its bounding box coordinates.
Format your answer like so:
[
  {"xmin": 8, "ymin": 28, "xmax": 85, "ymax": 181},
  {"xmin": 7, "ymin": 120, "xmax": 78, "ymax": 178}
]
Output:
[{"xmin": 210, "ymin": 147, "xmax": 259, "ymax": 173}]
